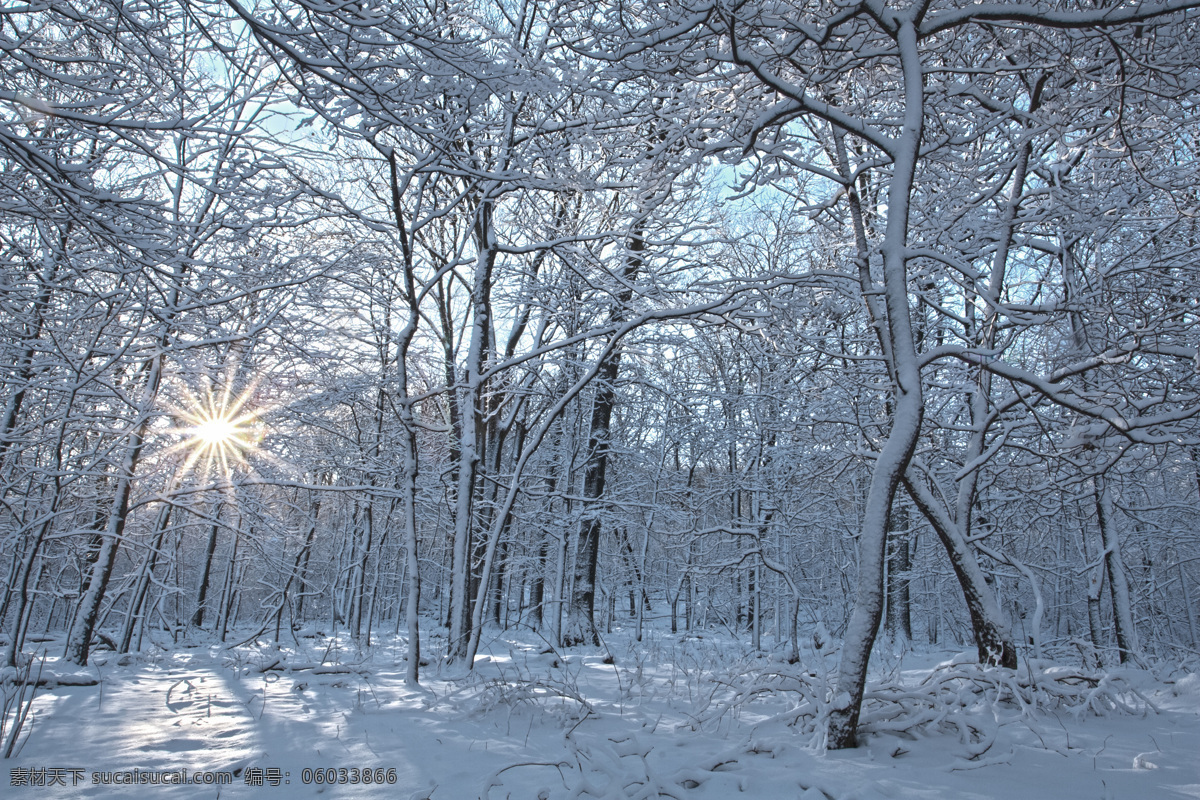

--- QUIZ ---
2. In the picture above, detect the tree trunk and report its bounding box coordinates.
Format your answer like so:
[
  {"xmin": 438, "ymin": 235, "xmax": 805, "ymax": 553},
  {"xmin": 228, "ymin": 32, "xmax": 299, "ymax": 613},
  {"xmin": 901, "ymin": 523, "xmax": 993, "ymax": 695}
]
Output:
[
  {"xmin": 1095, "ymin": 477, "xmax": 1140, "ymax": 664},
  {"xmin": 65, "ymin": 354, "xmax": 164, "ymax": 665},
  {"xmin": 530, "ymin": 537, "xmax": 548, "ymax": 630},
  {"xmin": 216, "ymin": 528, "xmax": 241, "ymax": 642},
  {"xmin": 904, "ymin": 476, "xmax": 1017, "ymax": 667},
  {"xmin": 885, "ymin": 504, "xmax": 912, "ymax": 642},
  {"xmin": 119, "ymin": 502, "xmax": 173, "ymax": 653},
  {"xmin": 191, "ymin": 505, "xmax": 223, "ymax": 628},
  {"xmin": 446, "ymin": 193, "xmax": 503, "ymax": 663},
  {"xmin": 563, "ymin": 227, "xmax": 643, "ymax": 647},
  {"xmin": 827, "ymin": 19, "xmax": 926, "ymax": 750}
]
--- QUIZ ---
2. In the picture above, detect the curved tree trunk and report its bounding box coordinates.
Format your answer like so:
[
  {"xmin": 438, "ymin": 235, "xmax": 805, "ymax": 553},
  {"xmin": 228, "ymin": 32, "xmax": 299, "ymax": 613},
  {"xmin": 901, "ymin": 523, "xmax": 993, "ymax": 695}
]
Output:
[
  {"xmin": 903, "ymin": 476, "xmax": 1017, "ymax": 668},
  {"xmin": 827, "ymin": 18, "xmax": 926, "ymax": 750}
]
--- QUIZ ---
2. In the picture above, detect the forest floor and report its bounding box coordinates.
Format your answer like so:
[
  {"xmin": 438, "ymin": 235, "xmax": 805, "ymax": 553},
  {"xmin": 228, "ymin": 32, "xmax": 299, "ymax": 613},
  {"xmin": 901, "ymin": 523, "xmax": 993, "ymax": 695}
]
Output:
[{"xmin": 2, "ymin": 621, "xmax": 1198, "ymax": 799}]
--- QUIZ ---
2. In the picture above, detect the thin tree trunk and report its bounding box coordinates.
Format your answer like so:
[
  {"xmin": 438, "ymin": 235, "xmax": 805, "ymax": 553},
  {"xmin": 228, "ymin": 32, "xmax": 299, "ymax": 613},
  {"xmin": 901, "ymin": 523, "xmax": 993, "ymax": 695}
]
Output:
[
  {"xmin": 216, "ymin": 529, "xmax": 241, "ymax": 642},
  {"xmin": 275, "ymin": 495, "xmax": 319, "ymax": 639},
  {"xmin": 1095, "ymin": 477, "xmax": 1140, "ymax": 664},
  {"xmin": 191, "ymin": 506, "xmax": 223, "ymax": 628},
  {"xmin": 0, "ymin": 254, "xmax": 59, "ymax": 473},
  {"xmin": 885, "ymin": 504, "xmax": 912, "ymax": 642},
  {"xmin": 119, "ymin": 502, "xmax": 173, "ymax": 653},
  {"xmin": 530, "ymin": 537, "xmax": 548, "ymax": 630},
  {"xmin": 1180, "ymin": 560, "xmax": 1198, "ymax": 650},
  {"xmin": 352, "ymin": 502, "xmax": 375, "ymax": 639}
]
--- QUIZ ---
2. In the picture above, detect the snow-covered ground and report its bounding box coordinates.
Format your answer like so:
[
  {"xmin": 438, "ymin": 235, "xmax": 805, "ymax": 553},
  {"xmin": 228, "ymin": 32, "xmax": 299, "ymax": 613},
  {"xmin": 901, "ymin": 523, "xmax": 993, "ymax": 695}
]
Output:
[{"xmin": 4, "ymin": 623, "xmax": 1198, "ymax": 799}]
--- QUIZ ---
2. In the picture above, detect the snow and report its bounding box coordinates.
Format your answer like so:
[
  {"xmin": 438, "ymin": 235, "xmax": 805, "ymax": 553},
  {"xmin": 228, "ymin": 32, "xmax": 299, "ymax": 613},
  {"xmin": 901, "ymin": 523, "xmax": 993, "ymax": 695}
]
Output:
[{"xmin": 5, "ymin": 623, "xmax": 1199, "ymax": 799}]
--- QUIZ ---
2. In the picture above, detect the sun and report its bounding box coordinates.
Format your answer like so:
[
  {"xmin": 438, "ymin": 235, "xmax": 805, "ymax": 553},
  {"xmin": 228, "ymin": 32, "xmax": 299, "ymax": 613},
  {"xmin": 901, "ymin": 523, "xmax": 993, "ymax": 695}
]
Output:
[
  {"xmin": 194, "ymin": 416, "xmax": 237, "ymax": 446},
  {"xmin": 188, "ymin": 409, "xmax": 254, "ymax": 454},
  {"xmin": 168, "ymin": 377, "xmax": 264, "ymax": 480}
]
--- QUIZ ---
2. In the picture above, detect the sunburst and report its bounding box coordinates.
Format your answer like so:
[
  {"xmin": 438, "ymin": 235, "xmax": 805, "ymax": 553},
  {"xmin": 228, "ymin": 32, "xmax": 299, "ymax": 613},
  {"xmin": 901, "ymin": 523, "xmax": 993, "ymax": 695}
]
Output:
[{"xmin": 167, "ymin": 377, "xmax": 265, "ymax": 481}]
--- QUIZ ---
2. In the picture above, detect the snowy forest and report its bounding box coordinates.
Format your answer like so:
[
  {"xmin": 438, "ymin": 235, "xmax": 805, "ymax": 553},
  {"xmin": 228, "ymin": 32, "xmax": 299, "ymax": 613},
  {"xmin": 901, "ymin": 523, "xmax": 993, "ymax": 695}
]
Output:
[{"xmin": 2, "ymin": 0, "xmax": 1200, "ymax": 796}]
